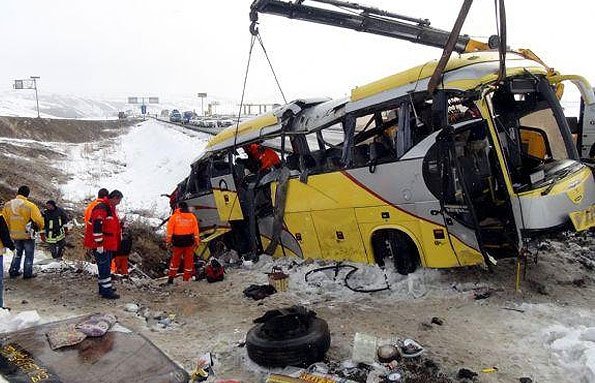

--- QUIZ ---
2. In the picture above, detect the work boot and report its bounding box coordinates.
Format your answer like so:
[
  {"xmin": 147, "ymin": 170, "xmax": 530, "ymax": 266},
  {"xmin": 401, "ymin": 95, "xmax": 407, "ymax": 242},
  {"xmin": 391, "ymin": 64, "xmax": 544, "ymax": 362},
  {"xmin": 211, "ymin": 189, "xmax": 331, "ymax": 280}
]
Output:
[
  {"xmin": 167, "ymin": 277, "xmax": 174, "ymax": 285},
  {"xmin": 9, "ymin": 272, "xmax": 22, "ymax": 278},
  {"xmin": 101, "ymin": 291, "xmax": 120, "ymax": 300}
]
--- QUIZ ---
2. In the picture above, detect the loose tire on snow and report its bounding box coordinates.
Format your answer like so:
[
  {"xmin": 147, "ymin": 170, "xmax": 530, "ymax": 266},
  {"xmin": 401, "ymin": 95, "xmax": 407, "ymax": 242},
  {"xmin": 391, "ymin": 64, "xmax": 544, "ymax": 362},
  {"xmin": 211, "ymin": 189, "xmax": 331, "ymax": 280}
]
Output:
[{"xmin": 246, "ymin": 317, "xmax": 331, "ymax": 367}]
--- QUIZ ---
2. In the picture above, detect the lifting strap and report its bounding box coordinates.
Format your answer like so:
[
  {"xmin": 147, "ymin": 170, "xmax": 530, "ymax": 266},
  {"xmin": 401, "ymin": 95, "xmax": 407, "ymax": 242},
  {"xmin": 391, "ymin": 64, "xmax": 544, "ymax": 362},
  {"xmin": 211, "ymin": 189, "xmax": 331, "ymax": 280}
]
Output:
[{"xmin": 264, "ymin": 167, "xmax": 290, "ymax": 255}]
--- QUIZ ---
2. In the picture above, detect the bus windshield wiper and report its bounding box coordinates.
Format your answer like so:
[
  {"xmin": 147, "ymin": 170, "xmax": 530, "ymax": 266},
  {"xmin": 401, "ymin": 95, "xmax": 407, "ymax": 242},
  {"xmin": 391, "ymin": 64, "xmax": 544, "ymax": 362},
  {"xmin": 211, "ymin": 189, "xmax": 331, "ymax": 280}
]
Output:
[{"xmin": 541, "ymin": 166, "xmax": 574, "ymax": 196}]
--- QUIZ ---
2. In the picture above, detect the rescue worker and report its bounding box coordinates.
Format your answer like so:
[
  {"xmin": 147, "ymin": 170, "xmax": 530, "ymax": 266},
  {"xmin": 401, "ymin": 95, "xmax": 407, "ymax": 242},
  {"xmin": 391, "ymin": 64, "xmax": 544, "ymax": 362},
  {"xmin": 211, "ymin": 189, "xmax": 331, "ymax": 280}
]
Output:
[
  {"xmin": 84, "ymin": 188, "xmax": 108, "ymax": 260},
  {"xmin": 112, "ymin": 228, "xmax": 132, "ymax": 276},
  {"xmin": 84, "ymin": 188, "xmax": 109, "ymax": 224},
  {"xmin": 42, "ymin": 200, "xmax": 69, "ymax": 259},
  {"xmin": 245, "ymin": 143, "xmax": 281, "ymax": 173},
  {"xmin": 166, "ymin": 201, "xmax": 199, "ymax": 284},
  {"xmin": 83, "ymin": 190, "xmax": 123, "ymax": 299},
  {"xmin": 0, "ymin": 210, "xmax": 15, "ymax": 309},
  {"xmin": 3, "ymin": 186, "xmax": 44, "ymax": 279}
]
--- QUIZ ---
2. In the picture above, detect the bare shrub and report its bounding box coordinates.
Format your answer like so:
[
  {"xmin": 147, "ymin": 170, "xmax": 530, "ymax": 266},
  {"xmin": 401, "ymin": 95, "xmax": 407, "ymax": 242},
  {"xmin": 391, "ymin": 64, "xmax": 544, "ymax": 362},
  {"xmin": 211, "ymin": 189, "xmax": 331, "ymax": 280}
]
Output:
[{"xmin": 126, "ymin": 220, "xmax": 169, "ymax": 278}]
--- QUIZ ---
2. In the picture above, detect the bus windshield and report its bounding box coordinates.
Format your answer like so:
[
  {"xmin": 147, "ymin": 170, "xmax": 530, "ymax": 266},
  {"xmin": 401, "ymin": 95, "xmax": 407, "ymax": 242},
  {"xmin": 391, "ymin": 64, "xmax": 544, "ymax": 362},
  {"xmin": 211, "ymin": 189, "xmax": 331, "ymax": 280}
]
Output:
[{"xmin": 489, "ymin": 76, "xmax": 580, "ymax": 192}]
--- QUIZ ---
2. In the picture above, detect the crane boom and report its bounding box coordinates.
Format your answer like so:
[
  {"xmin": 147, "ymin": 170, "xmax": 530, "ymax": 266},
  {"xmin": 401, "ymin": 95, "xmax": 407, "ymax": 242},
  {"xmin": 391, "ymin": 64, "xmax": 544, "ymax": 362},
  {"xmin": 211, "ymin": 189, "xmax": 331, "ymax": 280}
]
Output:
[{"xmin": 250, "ymin": 0, "xmax": 488, "ymax": 53}]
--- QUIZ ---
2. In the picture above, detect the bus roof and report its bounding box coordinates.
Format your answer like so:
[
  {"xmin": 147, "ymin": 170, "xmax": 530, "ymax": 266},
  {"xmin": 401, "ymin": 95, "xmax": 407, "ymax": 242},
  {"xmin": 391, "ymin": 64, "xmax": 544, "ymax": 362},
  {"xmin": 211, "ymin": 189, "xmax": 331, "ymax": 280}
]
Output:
[{"xmin": 206, "ymin": 51, "xmax": 546, "ymax": 152}]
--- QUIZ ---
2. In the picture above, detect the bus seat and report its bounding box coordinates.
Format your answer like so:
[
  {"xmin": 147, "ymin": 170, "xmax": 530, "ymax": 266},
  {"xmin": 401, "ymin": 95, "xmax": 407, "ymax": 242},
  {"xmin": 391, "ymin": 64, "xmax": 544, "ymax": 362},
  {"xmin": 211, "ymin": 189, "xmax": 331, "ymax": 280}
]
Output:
[{"xmin": 352, "ymin": 144, "xmax": 369, "ymax": 167}]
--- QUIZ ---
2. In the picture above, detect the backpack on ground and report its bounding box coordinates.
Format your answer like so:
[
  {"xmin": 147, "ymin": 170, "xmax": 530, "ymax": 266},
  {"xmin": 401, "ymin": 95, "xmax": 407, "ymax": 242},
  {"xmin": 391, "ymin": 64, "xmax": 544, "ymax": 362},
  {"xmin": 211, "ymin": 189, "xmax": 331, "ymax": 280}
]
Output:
[{"xmin": 205, "ymin": 258, "xmax": 224, "ymax": 283}]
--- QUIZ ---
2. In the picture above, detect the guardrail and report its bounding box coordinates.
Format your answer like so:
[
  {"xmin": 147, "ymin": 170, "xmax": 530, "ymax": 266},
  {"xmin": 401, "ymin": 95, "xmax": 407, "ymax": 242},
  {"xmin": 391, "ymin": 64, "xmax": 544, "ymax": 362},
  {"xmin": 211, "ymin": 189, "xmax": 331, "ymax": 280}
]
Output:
[{"xmin": 151, "ymin": 116, "xmax": 225, "ymax": 136}]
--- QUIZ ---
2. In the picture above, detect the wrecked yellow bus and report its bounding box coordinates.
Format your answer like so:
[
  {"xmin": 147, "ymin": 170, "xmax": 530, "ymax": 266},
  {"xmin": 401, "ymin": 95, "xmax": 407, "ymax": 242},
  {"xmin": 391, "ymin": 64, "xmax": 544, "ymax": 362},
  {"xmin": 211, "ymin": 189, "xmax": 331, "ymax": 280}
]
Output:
[{"xmin": 172, "ymin": 2, "xmax": 595, "ymax": 274}]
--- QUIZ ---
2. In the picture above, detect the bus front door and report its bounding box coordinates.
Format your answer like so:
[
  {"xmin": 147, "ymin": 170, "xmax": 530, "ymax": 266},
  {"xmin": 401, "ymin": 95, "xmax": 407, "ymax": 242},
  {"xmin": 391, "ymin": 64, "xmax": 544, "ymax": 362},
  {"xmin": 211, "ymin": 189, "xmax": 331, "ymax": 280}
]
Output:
[{"xmin": 437, "ymin": 127, "xmax": 489, "ymax": 266}]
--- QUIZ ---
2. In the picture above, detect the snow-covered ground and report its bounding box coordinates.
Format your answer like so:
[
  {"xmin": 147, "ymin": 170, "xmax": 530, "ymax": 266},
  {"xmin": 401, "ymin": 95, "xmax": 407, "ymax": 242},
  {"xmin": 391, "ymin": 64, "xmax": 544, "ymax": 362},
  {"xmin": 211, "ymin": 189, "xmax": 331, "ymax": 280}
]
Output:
[{"xmin": 58, "ymin": 119, "xmax": 209, "ymax": 218}]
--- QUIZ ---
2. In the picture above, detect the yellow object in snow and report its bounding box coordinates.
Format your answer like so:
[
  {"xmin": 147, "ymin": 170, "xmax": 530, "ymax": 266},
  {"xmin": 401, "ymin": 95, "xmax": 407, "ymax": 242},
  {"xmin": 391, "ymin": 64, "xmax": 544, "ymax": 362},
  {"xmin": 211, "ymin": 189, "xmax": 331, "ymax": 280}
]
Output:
[{"xmin": 570, "ymin": 204, "xmax": 595, "ymax": 231}]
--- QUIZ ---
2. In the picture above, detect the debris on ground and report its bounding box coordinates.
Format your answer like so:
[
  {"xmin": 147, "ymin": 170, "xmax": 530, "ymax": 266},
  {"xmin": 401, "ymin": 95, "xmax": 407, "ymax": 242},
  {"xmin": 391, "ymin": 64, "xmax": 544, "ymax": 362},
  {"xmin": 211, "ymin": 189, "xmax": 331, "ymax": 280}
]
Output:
[
  {"xmin": 190, "ymin": 352, "xmax": 214, "ymax": 382},
  {"xmin": 243, "ymin": 284, "xmax": 277, "ymax": 300},
  {"xmin": 457, "ymin": 368, "xmax": 478, "ymax": 380},
  {"xmin": 431, "ymin": 317, "xmax": 445, "ymax": 326}
]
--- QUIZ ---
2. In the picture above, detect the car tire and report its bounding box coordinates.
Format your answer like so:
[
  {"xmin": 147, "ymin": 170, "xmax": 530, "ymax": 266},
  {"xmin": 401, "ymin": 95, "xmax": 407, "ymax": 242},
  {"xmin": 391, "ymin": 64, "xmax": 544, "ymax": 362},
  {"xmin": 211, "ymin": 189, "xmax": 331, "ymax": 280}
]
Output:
[{"xmin": 246, "ymin": 317, "xmax": 331, "ymax": 367}]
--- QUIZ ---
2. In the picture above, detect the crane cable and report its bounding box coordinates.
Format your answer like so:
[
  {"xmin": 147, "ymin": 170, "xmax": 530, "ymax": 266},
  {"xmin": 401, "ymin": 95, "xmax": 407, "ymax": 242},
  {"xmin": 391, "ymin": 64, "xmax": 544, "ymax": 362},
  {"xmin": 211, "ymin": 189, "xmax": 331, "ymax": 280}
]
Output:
[
  {"xmin": 232, "ymin": 17, "xmax": 288, "ymax": 154},
  {"xmin": 255, "ymin": 33, "xmax": 288, "ymax": 105},
  {"xmin": 226, "ymin": 18, "xmax": 289, "ymax": 245},
  {"xmin": 232, "ymin": 33, "xmax": 257, "ymax": 153},
  {"xmin": 494, "ymin": 0, "xmax": 507, "ymax": 84}
]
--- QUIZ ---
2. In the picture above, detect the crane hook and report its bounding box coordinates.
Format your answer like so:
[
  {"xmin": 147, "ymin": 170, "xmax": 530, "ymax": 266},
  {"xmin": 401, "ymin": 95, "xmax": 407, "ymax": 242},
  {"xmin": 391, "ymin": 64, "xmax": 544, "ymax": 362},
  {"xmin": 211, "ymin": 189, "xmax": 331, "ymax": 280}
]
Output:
[{"xmin": 249, "ymin": 10, "xmax": 259, "ymax": 36}]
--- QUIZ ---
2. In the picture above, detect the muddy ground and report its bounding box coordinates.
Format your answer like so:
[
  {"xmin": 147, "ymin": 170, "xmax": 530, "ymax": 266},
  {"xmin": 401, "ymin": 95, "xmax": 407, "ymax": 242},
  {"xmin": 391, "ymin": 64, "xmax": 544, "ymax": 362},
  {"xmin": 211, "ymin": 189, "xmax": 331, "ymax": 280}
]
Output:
[
  {"xmin": 4, "ymin": 232, "xmax": 594, "ymax": 383},
  {"xmin": 1, "ymin": 117, "xmax": 594, "ymax": 383}
]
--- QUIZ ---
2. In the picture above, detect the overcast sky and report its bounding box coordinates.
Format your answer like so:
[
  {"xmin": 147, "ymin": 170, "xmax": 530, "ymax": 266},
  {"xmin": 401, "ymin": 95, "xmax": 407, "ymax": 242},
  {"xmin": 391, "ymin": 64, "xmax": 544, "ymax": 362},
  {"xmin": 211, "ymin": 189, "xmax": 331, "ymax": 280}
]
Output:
[{"xmin": 1, "ymin": 0, "xmax": 593, "ymax": 106}]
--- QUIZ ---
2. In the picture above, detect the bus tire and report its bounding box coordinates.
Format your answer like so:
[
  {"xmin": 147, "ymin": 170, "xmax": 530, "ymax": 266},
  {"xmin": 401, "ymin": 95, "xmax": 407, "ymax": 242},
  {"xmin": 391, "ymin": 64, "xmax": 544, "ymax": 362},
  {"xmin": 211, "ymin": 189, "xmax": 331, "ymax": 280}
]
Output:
[
  {"xmin": 589, "ymin": 143, "xmax": 595, "ymax": 158},
  {"xmin": 372, "ymin": 230, "xmax": 419, "ymax": 275},
  {"xmin": 246, "ymin": 317, "xmax": 330, "ymax": 367}
]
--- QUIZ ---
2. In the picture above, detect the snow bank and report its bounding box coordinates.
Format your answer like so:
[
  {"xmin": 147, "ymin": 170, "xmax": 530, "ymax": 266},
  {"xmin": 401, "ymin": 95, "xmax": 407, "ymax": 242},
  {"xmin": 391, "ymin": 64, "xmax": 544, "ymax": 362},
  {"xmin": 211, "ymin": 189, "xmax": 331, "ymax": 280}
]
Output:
[
  {"xmin": 59, "ymin": 119, "xmax": 209, "ymax": 217},
  {"xmin": 543, "ymin": 325, "xmax": 595, "ymax": 382}
]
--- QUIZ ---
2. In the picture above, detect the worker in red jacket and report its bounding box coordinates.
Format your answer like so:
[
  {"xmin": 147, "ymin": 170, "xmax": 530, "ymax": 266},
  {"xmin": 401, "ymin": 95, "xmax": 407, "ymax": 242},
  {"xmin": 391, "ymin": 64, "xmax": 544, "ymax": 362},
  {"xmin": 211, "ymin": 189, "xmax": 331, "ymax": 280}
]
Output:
[
  {"xmin": 84, "ymin": 190, "xmax": 123, "ymax": 299},
  {"xmin": 166, "ymin": 201, "xmax": 200, "ymax": 284},
  {"xmin": 245, "ymin": 143, "xmax": 281, "ymax": 172}
]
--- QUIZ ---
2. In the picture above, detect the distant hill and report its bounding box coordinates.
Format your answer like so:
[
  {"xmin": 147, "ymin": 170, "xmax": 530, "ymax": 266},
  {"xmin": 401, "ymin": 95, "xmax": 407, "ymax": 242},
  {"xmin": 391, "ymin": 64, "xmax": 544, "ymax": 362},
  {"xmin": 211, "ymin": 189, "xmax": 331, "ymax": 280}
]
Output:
[
  {"xmin": 0, "ymin": 92, "xmax": 126, "ymax": 119},
  {"xmin": 0, "ymin": 116, "xmax": 135, "ymax": 204},
  {"xmin": 0, "ymin": 91, "xmax": 243, "ymax": 120}
]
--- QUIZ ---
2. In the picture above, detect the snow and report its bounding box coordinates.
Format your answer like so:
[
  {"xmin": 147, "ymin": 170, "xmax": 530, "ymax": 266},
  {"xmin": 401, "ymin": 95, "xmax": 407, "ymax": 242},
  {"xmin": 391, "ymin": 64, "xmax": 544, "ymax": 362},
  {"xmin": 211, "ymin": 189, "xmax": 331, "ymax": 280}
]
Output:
[
  {"xmin": 543, "ymin": 323, "xmax": 595, "ymax": 382},
  {"xmin": 59, "ymin": 119, "xmax": 210, "ymax": 217}
]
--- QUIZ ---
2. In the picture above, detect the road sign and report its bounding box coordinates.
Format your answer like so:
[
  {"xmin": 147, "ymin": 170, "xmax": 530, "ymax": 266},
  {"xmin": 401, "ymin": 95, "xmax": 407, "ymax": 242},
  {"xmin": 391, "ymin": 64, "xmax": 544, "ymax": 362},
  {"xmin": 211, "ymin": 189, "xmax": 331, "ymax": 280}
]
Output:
[
  {"xmin": 128, "ymin": 97, "xmax": 139, "ymax": 104},
  {"xmin": 14, "ymin": 80, "xmax": 24, "ymax": 89},
  {"xmin": 148, "ymin": 97, "xmax": 159, "ymax": 104},
  {"xmin": 197, "ymin": 93, "xmax": 207, "ymax": 98}
]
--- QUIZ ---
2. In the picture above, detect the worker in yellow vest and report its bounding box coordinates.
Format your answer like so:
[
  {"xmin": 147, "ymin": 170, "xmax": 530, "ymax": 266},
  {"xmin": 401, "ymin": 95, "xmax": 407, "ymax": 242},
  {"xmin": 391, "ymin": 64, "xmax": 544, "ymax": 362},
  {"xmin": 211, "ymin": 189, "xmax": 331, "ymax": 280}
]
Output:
[{"xmin": 2, "ymin": 186, "xmax": 44, "ymax": 279}]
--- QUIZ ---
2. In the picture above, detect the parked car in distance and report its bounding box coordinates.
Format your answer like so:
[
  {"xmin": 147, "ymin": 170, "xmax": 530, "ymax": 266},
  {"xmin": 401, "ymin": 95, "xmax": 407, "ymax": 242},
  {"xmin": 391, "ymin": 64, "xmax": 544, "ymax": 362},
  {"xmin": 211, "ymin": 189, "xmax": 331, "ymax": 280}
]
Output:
[
  {"xmin": 170, "ymin": 109, "xmax": 182, "ymax": 123},
  {"xmin": 189, "ymin": 116, "xmax": 203, "ymax": 126},
  {"xmin": 183, "ymin": 111, "xmax": 196, "ymax": 124},
  {"xmin": 218, "ymin": 119, "xmax": 234, "ymax": 128}
]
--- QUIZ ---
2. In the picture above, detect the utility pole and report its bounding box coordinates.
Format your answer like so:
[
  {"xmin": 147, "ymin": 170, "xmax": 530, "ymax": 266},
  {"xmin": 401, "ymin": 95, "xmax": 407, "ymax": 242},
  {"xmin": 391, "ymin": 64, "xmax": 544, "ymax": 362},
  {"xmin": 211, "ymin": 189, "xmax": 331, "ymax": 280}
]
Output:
[
  {"xmin": 13, "ymin": 76, "xmax": 41, "ymax": 118},
  {"xmin": 31, "ymin": 76, "xmax": 40, "ymax": 118},
  {"xmin": 197, "ymin": 93, "xmax": 207, "ymax": 116}
]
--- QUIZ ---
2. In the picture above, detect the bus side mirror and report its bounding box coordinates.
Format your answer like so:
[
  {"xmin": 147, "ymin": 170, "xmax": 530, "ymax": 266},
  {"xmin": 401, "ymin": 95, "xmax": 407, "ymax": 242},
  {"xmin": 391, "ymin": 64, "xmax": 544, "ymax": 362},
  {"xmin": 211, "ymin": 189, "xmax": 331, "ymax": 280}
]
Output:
[{"xmin": 520, "ymin": 128, "xmax": 548, "ymax": 160}]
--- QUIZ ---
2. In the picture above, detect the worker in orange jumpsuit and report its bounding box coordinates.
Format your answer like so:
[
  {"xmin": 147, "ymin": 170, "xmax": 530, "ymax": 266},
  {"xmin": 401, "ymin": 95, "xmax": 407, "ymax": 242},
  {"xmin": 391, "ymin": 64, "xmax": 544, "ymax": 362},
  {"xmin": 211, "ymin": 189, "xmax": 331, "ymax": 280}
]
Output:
[
  {"xmin": 166, "ymin": 201, "xmax": 200, "ymax": 284},
  {"xmin": 112, "ymin": 229, "xmax": 132, "ymax": 276},
  {"xmin": 245, "ymin": 143, "xmax": 281, "ymax": 172}
]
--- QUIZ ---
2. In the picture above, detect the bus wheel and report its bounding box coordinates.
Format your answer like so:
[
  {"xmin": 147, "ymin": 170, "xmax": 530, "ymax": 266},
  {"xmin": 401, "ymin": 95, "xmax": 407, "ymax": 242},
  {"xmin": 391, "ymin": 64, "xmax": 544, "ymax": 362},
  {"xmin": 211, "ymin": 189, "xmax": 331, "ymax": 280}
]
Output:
[{"xmin": 372, "ymin": 230, "xmax": 419, "ymax": 275}]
